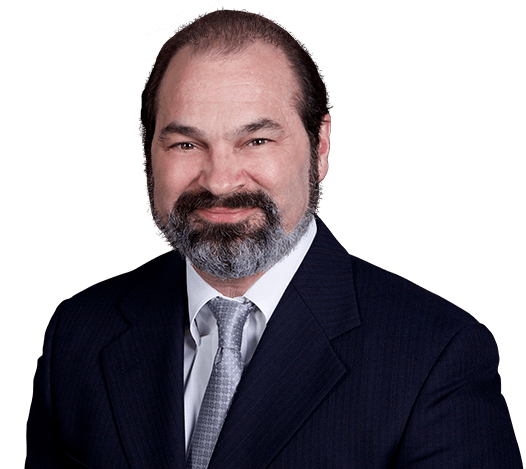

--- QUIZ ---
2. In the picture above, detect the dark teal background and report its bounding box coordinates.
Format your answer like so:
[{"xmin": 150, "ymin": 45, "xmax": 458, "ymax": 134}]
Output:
[{"xmin": 0, "ymin": 0, "xmax": 526, "ymax": 468}]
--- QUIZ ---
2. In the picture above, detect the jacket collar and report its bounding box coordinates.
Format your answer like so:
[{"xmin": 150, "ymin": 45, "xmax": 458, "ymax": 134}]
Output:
[
  {"xmin": 209, "ymin": 218, "xmax": 361, "ymax": 468},
  {"xmin": 101, "ymin": 252, "xmax": 188, "ymax": 469},
  {"xmin": 101, "ymin": 218, "xmax": 360, "ymax": 469},
  {"xmin": 292, "ymin": 217, "xmax": 361, "ymax": 339}
]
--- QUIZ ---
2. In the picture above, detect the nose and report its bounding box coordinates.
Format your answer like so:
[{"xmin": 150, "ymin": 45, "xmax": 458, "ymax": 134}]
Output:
[{"xmin": 199, "ymin": 146, "xmax": 246, "ymax": 196}]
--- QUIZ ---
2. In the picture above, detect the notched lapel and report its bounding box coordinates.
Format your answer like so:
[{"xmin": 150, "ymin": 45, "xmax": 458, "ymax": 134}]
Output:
[
  {"xmin": 101, "ymin": 253, "xmax": 187, "ymax": 469},
  {"xmin": 209, "ymin": 288, "xmax": 346, "ymax": 469},
  {"xmin": 209, "ymin": 220, "xmax": 361, "ymax": 469}
]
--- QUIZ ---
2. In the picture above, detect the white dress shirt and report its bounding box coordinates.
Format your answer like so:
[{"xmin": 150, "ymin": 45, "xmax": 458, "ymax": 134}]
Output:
[{"xmin": 183, "ymin": 218, "xmax": 317, "ymax": 450}]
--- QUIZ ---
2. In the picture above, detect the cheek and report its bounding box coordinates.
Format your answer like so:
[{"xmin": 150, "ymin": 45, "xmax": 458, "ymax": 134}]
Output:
[
  {"xmin": 151, "ymin": 152, "xmax": 195, "ymax": 214},
  {"xmin": 250, "ymin": 152, "xmax": 311, "ymax": 227},
  {"xmin": 282, "ymin": 168, "xmax": 311, "ymax": 212},
  {"xmin": 151, "ymin": 155, "xmax": 171, "ymax": 208}
]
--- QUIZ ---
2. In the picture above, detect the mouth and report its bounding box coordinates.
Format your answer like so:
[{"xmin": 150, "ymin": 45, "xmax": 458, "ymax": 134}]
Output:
[{"xmin": 194, "ymin": 206, "xmax": 258, "ymax": 224}]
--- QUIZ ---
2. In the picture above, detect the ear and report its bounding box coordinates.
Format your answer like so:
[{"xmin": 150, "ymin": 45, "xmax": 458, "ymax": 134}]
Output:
[{"xmin": 317, "ymin": 114, "xmax": 331, "ymax": 182}]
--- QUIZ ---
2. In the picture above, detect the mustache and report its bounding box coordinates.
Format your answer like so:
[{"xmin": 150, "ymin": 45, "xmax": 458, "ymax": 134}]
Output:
[{"xmin": 173, "ymin": 190, "xmax": 277, "ymax": 217}]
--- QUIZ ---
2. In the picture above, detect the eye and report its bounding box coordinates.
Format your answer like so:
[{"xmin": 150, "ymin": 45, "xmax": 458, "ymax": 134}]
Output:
[
  {"xmin": 170, "ymin": 142, "xmax": 196, "ymax": 150},
  {"xmin": 247, "ymin": 138, "xmax": 270, "ymax": 147}
]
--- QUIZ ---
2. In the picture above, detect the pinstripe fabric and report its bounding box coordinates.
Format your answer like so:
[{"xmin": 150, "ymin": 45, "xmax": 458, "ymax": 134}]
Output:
[{"xmin": 26, "ymin": 218, "xmax": 523, "ymax": 468}]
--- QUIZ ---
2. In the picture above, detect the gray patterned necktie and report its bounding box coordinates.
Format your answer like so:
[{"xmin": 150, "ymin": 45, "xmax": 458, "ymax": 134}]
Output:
[{"xmin": 186, "ymin": 296, "xmax": 255, "ymax": 469}]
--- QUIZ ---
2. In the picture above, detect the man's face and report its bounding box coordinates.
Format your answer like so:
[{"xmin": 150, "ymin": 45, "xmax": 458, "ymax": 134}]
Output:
[{"xmin": 151, "ymin": 43, "xmax": 329, "ymax": 278}]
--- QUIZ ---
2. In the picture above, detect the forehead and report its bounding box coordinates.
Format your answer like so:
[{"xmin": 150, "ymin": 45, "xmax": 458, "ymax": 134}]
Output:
[{"xmin": 156, "ymin": 43, "xmax": 300, "ymax": 126}]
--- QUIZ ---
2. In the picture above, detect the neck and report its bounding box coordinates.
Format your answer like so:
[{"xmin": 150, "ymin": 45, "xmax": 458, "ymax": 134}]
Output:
[{"xmin": 193, "ymin": 266, "xmax": 266, "ymax": 298}]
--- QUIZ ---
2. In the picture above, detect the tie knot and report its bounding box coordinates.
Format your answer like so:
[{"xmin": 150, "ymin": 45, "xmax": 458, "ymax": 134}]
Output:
[{"xmin": 207, "ymin": 297, "xmax": 254, "ymax": 350}]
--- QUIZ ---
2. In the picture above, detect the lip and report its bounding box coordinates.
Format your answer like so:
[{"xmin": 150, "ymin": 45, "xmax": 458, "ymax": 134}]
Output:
[{"xmin": 194, "ymin": 207, "xmax": 257, "ymax": 223}]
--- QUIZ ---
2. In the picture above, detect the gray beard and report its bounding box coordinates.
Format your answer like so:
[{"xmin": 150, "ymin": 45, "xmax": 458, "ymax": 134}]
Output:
[{"xmin": 154, "ymin": 190, "xmax": 313, "ymax": 280}]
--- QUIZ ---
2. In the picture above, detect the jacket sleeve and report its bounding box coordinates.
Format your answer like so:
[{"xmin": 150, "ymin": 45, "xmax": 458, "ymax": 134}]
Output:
[
  {"xmin": 393, "ymin": 323, "xmax": 523, "ymax": 468},
  {"xmin": 25, "ymin": 305, "xmax": 63, "ymax": 468}
]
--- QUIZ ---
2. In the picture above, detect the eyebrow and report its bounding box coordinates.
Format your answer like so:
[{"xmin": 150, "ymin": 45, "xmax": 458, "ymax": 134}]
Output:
[
  {"xmin": 233, "ymin": 118, "xmax": 285, "ymax": 137},
  {"xmin": 158, "ymin": 123, "xmax": 205, "ymax": 141},
  {"xmin": 158, "ymin": 118, "xmax": 285, "ymax": 142}
]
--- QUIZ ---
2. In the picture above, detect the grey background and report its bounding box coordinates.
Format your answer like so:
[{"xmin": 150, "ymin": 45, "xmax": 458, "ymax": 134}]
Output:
[{"xmin": 2, "ymin": 0, "xmax": 524, "ymax": 464}]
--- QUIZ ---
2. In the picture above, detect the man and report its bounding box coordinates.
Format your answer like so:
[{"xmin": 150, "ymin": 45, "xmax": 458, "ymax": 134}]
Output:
[{"xmin": 26, "ymin": 10, "xmax": 522, "ymax": 469}]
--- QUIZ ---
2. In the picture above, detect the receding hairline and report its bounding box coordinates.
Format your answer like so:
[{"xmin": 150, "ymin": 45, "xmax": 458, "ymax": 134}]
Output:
[
  {"xmin": 155, "ymin": 40, "xmax": 304, "ymax": 123},
  {"xmin": 141, "ymin": 10, "xmax": 329, "ymax": 212}
]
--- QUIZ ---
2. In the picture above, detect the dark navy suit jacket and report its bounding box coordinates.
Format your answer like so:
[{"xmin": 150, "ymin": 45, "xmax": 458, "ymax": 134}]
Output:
[{"xmin": 26, "ymin": 219, "xmax": 522, "ymax": 468}]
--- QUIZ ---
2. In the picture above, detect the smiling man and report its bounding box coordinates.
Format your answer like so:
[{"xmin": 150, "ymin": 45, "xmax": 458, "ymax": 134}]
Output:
[
  {"xmin": 26, "ymin": 10, "xmax": 522, "ymax": 469},
  {"xmin": 150, "ymin": 42, "xmax": 328, "ymax": 296}
]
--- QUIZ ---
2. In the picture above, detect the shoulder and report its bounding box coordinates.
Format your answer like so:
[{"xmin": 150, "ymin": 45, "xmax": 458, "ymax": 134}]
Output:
[
  {"xmin": 47, "ymin": 251, "xmax": 185, "ymax": 343},
  {"xmin": 310, "ymin": 223, "xmax": 507, "ymax": 427},
  {"xmin": 350, "ymin": 253, "xmax": 477, "ymax": 329},
  {"xmin": 63, "ymin": 251, "xmax": 184, "ymax": 307},
  {"xmin": 311, "ymin": 218, "xmax": 484, "ymax": 357}
]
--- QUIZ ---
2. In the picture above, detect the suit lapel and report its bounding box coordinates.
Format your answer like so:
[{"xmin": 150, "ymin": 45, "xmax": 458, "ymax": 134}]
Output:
[
  {"xmin": 101, "ymin": 253, "xmax": 187, "ymax": 469},
  {"xmin": 99, "ymin": 219, "xmax": 359, "ymax": 469},
  {"xmin": 209, "ymin": 219, "xmax": 361, "ymax": 469}
]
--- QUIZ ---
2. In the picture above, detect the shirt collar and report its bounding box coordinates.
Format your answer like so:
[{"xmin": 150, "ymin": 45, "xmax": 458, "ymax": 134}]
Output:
[{"xmin": 186, "ymin": 217, "xmax": 317, "ymax": 343}]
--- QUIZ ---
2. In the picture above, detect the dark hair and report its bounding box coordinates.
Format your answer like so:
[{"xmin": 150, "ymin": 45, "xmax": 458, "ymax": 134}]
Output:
[{"xmin": 141, "ymin": 10, "xmax": 330, "ymax": 208}]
